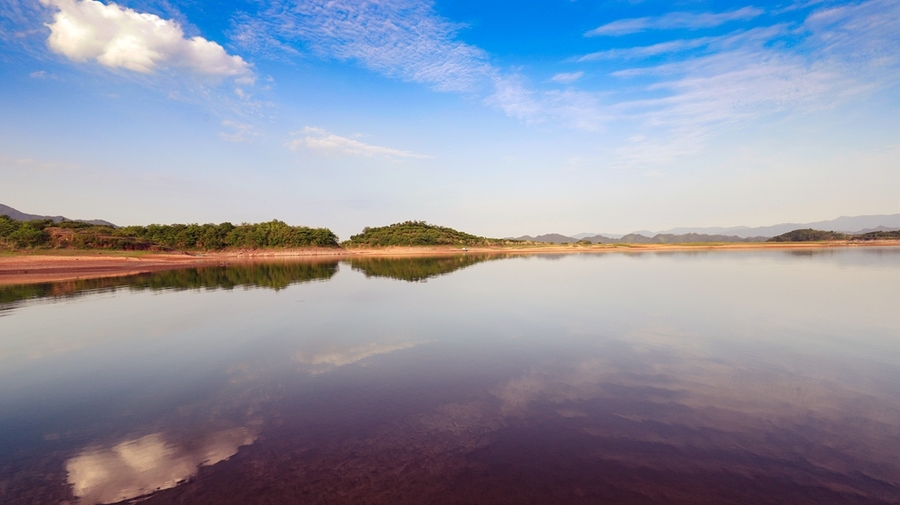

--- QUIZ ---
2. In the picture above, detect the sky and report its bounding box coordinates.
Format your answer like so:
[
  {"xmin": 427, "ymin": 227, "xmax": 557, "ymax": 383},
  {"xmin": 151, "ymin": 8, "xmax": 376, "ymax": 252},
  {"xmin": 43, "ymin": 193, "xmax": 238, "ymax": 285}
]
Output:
[{"xmin": 0, "ymin": 0, "xmax": 898, "ymax": 238}]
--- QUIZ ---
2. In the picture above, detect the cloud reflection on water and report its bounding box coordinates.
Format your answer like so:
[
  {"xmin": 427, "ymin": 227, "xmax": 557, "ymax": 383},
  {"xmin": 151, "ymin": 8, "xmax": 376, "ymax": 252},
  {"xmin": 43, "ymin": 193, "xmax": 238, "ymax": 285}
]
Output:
[
  {"xmin": 66, "ymin": 428, "xmax": 256, "ymax": 504},
  {"xmin": 2, "ymin": 249, "xmax": 898, "ymax": 503},
  {"xmin": 293, "ymin": 340, "xmax": 428, "ymax": 375}
]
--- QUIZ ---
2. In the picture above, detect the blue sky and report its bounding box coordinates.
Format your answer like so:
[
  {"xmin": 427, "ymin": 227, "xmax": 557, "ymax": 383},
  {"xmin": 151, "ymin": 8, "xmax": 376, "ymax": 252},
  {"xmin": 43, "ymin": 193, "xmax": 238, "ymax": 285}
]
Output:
[{"xmin": 1, "ymin": 0, "xmax": 898, "ymax": 238}]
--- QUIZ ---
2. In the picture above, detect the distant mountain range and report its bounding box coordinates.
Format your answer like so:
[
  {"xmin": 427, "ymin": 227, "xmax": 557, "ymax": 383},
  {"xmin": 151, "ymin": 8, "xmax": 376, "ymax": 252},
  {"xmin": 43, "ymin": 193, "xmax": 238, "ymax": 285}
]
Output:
[
  {"xmin": 515, "ymin": 233, "xmax": 767, "ymax": 244},
  {"xmin": 513, "ymin": 233, "xmax": 580, "ymax": 244},
  {"xmin": 518, "ymin": 213, "xmax": 900, "ymax": 244},
  {"xmin": 0, "ymin": 203, "xmax": 116, "ymax": 227}
]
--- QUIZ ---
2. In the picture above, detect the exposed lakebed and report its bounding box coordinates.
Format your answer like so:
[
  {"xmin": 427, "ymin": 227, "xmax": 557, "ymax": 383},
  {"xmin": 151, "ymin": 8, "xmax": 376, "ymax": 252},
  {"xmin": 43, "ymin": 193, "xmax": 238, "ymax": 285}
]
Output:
[{"xmin": 1, "ymin": 249, "xmax": 899, "ymax": 504}]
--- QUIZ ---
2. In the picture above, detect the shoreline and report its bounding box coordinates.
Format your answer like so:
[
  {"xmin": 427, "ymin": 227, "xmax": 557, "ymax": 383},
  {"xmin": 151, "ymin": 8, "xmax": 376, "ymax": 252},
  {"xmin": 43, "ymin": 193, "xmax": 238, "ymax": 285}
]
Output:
[{"xmin": 1, "ymin": 241, "xmax": 898, "ymax": 286}]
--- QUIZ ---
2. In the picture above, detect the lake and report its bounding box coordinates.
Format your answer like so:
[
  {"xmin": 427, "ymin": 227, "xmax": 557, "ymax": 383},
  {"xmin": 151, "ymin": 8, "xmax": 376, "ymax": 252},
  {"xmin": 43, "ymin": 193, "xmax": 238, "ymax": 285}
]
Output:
[{"xmin": 2, "ymin": 249, "xmax": 899, "ymax": 504}]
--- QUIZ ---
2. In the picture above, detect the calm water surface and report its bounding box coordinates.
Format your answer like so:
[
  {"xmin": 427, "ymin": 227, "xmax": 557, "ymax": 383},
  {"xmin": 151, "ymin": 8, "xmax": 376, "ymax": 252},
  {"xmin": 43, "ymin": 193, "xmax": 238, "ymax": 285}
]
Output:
[{"xmin": 1, "ymin": 249, "xmax": 899, "ymax": 504}]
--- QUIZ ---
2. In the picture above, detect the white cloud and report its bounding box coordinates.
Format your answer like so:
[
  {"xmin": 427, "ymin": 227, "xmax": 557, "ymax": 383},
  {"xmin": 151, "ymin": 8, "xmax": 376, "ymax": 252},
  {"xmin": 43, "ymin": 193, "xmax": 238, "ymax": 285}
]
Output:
[
  {"xmin": 586, "ymin": 6, "xmax": 764, "ymax": 36},
  {"xmin": 286, "ymin": 127, "xmax": 431, "ymax": 159},
  {"xmin": 41, "ymin": 0, "xmax": 251, "ymax": 78},
  {"xmin": 550, "ymin": 71, "xmax": 583, "ymax": 83}
]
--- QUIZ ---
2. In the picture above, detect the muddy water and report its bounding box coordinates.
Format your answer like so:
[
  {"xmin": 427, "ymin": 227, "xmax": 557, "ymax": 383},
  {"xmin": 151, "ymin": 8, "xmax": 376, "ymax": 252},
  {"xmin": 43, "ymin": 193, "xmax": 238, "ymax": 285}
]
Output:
[{"xmin": 1, "ymin": 249, "xmax": 899, "ymax": 504}]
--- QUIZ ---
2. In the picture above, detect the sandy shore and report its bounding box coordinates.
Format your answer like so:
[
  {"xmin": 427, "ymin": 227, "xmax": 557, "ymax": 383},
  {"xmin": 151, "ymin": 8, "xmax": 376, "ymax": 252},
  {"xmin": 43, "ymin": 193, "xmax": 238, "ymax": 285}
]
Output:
[{"xmin": 1, "ymin": 241, "xmax": 898, "ymax": 286}]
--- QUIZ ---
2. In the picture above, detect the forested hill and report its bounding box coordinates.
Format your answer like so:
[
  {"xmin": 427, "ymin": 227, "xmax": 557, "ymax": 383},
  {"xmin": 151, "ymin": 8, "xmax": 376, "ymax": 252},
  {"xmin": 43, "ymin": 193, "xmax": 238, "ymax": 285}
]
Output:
[
  {"xmin": 0, "ymin": 216, "xmax": 339, "ymax": 250},
  {"xmin": 767, "ymin": 228, "xmax": 900, "ymax": 242},
  {"xmin": 343, "ymin": 221, "xmax": 517, "ymax": 247}
]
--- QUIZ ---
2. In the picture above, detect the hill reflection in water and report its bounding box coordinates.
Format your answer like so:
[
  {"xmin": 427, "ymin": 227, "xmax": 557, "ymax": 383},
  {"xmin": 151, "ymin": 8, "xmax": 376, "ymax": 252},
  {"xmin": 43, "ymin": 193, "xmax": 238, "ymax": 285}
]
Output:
[
  {"xmin": 0, "ymin": 260, "xmax": 340, "ymax": 308},
  {"xmin": 348, "ymin": 254, "xmax": 505, "ymax": 282},
  {"xmin": 1, "ymin": 249, "xmax": 899, "ymax": 504}
]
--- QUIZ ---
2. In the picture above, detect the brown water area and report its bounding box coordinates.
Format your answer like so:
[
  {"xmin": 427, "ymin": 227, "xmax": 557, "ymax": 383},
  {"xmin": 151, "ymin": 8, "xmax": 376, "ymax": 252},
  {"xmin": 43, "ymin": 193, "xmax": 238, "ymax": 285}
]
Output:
[{"xmin": 1, "ymin": 249, "xmax": 899, "ymax": 504}]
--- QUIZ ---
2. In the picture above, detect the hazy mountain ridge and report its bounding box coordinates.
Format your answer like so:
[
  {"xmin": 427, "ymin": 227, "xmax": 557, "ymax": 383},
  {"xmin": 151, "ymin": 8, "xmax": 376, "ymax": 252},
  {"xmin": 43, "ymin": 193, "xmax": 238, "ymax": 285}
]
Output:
[
  {"xmin": 585, "ymin": 233, "xmax": 767, "ymax": 244},
  {"xmin": 542, "ymin": 214, "xmax": 900, "ymax": 243},
  {"xmin": 0, "ymin": 203, "xmax": 116, "ymax": 227},
  {"xmin": 512, "ymin": 234, "xmax": 579, "ymax": 244},
  {"xmin": 646, "ymin": 214, "xmax": 900, "ymax": 238}
]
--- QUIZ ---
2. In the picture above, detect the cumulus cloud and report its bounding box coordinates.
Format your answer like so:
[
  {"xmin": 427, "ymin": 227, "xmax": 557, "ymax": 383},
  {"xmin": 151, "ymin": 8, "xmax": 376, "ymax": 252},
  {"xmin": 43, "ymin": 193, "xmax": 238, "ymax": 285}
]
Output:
[
  {"xmin": 586, "ymin": 6, "xmax": 764, "ymax": 36},
  {"xmin": 286, "ymin": 127, "xmax": 431, "ymax": 159},
  {"xmin": 41, "ymin": 0, "xmax": 251, "ymax": 78},
  {"xmin": 66, "ymin": 428, "xmax": 255, "ymax": 504}
]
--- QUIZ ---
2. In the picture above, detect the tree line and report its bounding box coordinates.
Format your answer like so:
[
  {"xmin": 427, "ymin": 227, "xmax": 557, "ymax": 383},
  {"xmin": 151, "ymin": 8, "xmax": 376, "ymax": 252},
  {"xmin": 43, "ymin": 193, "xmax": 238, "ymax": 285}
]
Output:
[
  {"xmin": 343, "ymin": 220, "xmax": 518, "ymax": 247},
  {"xmin": 0, "ymin": 215, "xmax": 338, "ymax": 250}
]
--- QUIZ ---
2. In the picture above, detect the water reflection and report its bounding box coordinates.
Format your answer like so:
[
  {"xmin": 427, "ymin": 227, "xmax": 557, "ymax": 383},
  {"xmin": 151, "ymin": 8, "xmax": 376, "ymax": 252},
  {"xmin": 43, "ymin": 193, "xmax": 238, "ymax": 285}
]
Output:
[
  {"xmin": 293, "ymin": 340, "xmax": 427, "ymax": 375},
  {"xmin": 1, "ymin": 248, "xmax": 899, "ymax": 504},
  {"xmin": 67, "ymin": 428, "xmax": 256, "ymax": 504},
  {"xmin": 348, "ymin": 254, "xmax": 504, "ymax": 282},
  {"xmin": 0, "ymin": 260, "xmax": 339, "ymax": 308}
]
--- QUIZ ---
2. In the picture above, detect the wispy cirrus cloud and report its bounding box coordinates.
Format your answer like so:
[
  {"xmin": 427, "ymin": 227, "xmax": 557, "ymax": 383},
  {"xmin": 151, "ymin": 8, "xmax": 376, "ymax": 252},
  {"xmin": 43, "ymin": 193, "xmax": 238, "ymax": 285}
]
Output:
[
  {"xmin": 605, "ymin": 46, "xmax": 873, "ymax": 166},
  {"xmin": 609, "ymin": 51, "xmax": 854, "ymax": 165},
  {"xmin": 579, "ymin": 38, "xmax": 714, "ymax": 62},
  {"xmin": 550, "ymin": 71, "xmax": 584, "ymax": 83},
  {"xmin": 579, "ymin": 25, "xmax": 788, "ymax": 62},
  {"xmin": 40, "ymin": 0, "xmax": 252, "ymax": 80},
  {"xmin": 231, "ymin": 0, "xmax": 605, "ymax": 129},
  {"xmin": 237, "ymin": 0, "xmax": 897, "ymax": 166},
  {"xmin": 487, "ymin": 75, "xmax": 609, "ymax": 130},
  {"xmin": 586, "ymin": 6, "xmax": 764, "ymax": 37},
  {"xmin": 803, "ymin": 0, "xmax": 900, "ymax": 73},
  {"xmin": 219, "ymin": 121, "xmax": 257, "ymax": 143},
  {"xmin": 232, "ymin": 0, "xmax": 489, "ymax": 93},
  {"xmin": 229, "ymin": 2, "xmax": 606, "ymax": 130},
  {"xmin": 287, "ymin": 127, "xmax": 431, "ymax": 159},
  {"xmin": 576, "ymin": 0, "xmax": 900, "ymax": 166}
]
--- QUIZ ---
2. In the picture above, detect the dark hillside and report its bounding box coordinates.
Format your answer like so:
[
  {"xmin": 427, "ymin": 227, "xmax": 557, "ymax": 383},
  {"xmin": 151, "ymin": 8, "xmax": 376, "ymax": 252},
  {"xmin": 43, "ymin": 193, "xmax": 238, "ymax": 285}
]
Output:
[
  {"xmin": 767, "ymin": 229, "xmax": 849, "ymax": 242},
  {"xmin": 854, "ymin": 230, "xmax": 900, "ymax": 240}
]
